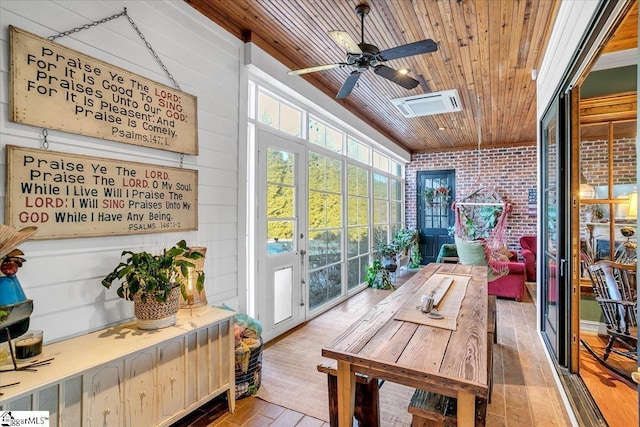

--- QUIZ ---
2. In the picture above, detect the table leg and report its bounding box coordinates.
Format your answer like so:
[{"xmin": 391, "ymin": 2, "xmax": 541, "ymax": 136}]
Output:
[
  {"xmin": 457, "ymin": 391, "xmax": 475, "ymax": 427},
  {"xmin": 336, "ymin": 360, "xmax": 355, "ymax": 427}
]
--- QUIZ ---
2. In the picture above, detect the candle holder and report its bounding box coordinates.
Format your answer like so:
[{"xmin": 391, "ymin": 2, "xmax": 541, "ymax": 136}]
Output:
[{"xmin": 15, "ymin": 330, "xmax": 43, "ymax": 360}]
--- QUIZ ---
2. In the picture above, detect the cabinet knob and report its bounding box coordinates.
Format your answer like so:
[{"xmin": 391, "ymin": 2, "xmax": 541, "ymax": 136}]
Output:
[
  {"xmin": 170, "ymin": 377, "xmax": 176, "ymax": 383},
  {"xmin": 139, "ymin": 391, "xmax": 146, "ymax": 398},
  {"xmin": 103, "ymin": 408, "xmax": 111, "ymax": 416}
]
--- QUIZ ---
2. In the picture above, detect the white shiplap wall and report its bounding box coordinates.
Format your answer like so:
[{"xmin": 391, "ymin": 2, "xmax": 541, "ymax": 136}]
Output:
[{"xmin": 0, "ymin": 0, "xmax": 243, "ymax": 342}]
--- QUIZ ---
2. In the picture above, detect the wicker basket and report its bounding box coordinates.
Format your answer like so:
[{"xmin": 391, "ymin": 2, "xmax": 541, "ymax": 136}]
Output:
[
  {"xmin": 133, "ymin": 286, "xmax": 180, "ymax": 330},
  {"xmin": 235, "ymin": 337, "xmax": 263, "ymax": 399}
]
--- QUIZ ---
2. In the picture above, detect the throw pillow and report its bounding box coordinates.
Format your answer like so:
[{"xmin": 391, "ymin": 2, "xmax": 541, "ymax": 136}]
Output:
[{"xmin": 454, "ymin": 236, "xmax": 509, "ymax": 281}]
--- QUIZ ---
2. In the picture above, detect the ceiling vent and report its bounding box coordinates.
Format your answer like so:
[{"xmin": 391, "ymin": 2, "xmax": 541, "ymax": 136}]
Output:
[{"xmin": 390, "ymin": 89, "xmax": 462, "ymax": 118}]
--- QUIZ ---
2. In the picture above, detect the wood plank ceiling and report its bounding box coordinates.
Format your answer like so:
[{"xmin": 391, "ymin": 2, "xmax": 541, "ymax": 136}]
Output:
[{"xmin": 184, "ymin": 0, "xmax": 620, "ymax": 154}]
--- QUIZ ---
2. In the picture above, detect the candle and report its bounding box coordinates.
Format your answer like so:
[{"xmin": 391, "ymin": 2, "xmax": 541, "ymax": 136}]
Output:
[
  {"xmin": 15, "ymin": 331, "xmax": 43, "ymax": 359},
  {"xmin": 187, "ymin": 270, "xmax": 194, "ymax": 294}
]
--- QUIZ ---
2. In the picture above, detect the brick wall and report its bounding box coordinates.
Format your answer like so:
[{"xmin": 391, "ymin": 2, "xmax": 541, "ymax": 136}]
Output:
[
  {"xmin": 581, "ymin": 138, "xmax": 637, "ymax": 186},
  {"xmin": 406, "ymin": 145, "xmax": 538, "ymax": 252}
]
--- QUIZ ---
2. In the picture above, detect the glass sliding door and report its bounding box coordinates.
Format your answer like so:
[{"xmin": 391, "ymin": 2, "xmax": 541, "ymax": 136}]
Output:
[{"xmin": 541, "ymin": 96, "xmax": 569, "ymax": 365}]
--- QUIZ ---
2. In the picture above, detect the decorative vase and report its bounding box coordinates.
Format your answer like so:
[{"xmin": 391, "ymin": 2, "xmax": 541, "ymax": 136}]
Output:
[
  {"xmin": 179, "ymin": 246, "xmax": 207, "ymax": 309},
  {"xmin": 133, "ymin": 286, "xmax": 180, "ymax": 330},
  {"xmin": 0, "ymin": 275, "xmax": 27, "ymax": 306}
]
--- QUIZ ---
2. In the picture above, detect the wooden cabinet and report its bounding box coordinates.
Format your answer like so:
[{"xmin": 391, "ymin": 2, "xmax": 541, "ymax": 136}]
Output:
[
  {"xmin": 0, "ymin": 307, "xmax": 235, "ymax": 427},
  {"xmin": 84, "ymin": 363, "xmax": 124, "ymax": 426},
  {"xmin": 125, "ymin": 350, "xmax": 156, "ymax": 427},
  {"xmin": 158, "ymin": 339, "xmax": 185, "ymax": 423}
]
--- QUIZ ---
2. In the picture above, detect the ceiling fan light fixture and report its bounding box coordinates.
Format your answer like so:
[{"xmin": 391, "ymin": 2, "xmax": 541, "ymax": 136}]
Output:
[
  {"xmin": 287, "ymin": 2, "xmax": 438, "ymax": 99},
  {"xmin": 398, "ymin": 68, "xmax": 411, "ymax": 75}
]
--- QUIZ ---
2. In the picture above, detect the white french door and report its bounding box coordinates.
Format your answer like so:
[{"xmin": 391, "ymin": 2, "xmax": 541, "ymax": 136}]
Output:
[{"xmin": 256, "ymin": 129, "xmax": 307, "ymax": 342}]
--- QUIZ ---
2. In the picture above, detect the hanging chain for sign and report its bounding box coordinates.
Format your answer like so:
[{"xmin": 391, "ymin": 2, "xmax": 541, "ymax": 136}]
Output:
[
  {"xmin": 41, "ymin": 128, "xmax": 49, "ymax": 150},
  {"xmin": 48, "ymin": 8, "xmax": 181, "ymax": 91}
]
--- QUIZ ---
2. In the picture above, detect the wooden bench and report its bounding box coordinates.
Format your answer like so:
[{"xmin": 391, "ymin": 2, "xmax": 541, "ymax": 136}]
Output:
[
  {"xmin": 408, "ymin": 388, "xmax": 488, "ymax": 427},
  {"xmin": 317, "ymin": 361, "xmax": 381, "ymax": 427},
  {"xmin": 408, "ymin": 295, "xmax": 496, "ymax": 425},
  {"xmin": 487, "ymin": 295, "xmax": 496, "ymax": 403}
]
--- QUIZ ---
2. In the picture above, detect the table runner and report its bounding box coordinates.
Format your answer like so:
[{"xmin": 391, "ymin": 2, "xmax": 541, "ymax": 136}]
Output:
[{"xmin": 393, "ymin": 273, "xmax": 471, "ymax": 330}]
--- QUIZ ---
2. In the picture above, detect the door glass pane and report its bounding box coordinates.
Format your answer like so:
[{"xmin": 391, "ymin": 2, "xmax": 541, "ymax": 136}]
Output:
[
  {"xmin": 542, "ymin": 100, "xmax": 561, "ymax": 361},
  {"xmin": 580, "ymin": 123, "xmax": 609, "ymax": 201},
  {"xmin": 580, "ymin": 121, "xmax": 637, "ymax": 263},
  {"xmin": 266, "ymin": 147, "xmax": 296, "ymax": 254},
  {"xmin": 274, "ymin": 267, "xmax": 293, "ymax": 324},
  {"xmin": 267, "ymin": 221, "xmax": 294, "ymax": 254},
  {"xmin": 421, "ymin": 176, "xmax": 451, "ymax": 229}
]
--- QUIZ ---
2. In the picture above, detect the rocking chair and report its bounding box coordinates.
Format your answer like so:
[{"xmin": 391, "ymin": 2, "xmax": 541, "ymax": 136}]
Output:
[{"xmin": 583, "ymin": 260, "xmax": 637, "ymax": 382}]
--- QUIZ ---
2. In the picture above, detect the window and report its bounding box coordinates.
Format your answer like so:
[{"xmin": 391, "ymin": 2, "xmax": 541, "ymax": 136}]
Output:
[
  {"xmin": 248, "ymin": 78, "xmax": 406, "ymax": 314},
  {"xmin": 372, "ymin": 172, "xmax": 389, "ymax": 240},
  {"xmin": 372, "ymin": 150, "xmax": 389, "ymax": 172},
  {"xmin": 257, "ymin": 88, "xmax": 303, "ymax": 137},
  {"xmin": 309, "ymin": 116, "xmax": 344, "ymax": 153},
  {"xmin": 390, "ymin": 160, "xmax": 403, "ymax": 177},
  {"xmin": 347, "ymin": 137, "xmax": 370, "ymax": 165},
  {"xmin": 308, "ymin": 151, "xmax": 343, "ymax": 309},
  {"xmin": 347, "ymin": 164, "xmax": 370, "ymax": 289},
  {"xmin": 390, "ymin": 177, "xmax": 403, "ymax": 235}
]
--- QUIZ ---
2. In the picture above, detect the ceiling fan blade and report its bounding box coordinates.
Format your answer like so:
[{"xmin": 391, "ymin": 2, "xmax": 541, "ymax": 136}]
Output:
[
  {"xmin": 288, "ymin": 63, "xmax": 344, "ymax": 76},
  {"xmin": 374, "ymin": 65, "xmax": 420, "ymax": 90},
  {"xmin": 379, "ymin": 39, "xmax": 438, "ymax": 61},
  {"xmin": 336, "ymin": 71, "xmax": 362, "ymax": 99},
  {"xmin": 328, "ymin": 30, "xmax": 363, "ymax": 55}
]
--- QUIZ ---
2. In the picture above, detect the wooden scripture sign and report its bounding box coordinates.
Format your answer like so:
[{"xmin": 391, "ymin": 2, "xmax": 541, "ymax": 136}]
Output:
[
  {"xmin": 6, "ymin": 145, "xmax": 198, "ymax": 239},
  {"xmin": 9, "ymin": 26, "xmax": 198, "ymax": 155}
]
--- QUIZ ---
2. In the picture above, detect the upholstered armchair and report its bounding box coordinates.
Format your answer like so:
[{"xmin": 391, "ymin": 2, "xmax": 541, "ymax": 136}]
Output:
[
  {"xmin": 454, "ymin": 237, "xmax": 526, "ymax": 301},
  {"xmin": 519, "ymin": 235, "xmax": 537, "ymax": 281}
]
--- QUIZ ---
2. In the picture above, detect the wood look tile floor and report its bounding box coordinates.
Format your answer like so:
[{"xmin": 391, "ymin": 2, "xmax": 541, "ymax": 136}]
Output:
[{"xmin": 172, "ymin": 272, "xmax": 573, "ymax": 427}]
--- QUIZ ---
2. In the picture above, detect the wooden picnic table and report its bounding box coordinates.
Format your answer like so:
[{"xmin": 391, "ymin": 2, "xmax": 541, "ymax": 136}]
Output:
[{"xmin": 322, "ymin": 262, "xmax": 489, "ymax": 427}]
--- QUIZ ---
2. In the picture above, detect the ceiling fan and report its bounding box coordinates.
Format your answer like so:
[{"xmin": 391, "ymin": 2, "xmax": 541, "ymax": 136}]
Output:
[{"xmin": 288, "ymin": 3, "xmax": 438, "ymax": 99}]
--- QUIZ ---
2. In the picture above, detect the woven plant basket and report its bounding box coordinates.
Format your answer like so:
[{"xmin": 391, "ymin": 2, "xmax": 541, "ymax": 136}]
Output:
[{"xmin": 133, "ymin": 286, "xmax": 180, "ymax": 330}]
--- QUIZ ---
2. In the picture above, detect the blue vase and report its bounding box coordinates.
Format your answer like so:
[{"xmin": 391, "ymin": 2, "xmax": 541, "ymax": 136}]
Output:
[{"xmin": 0, "ymin": 275, "xmax": 27, "ymax": 306}]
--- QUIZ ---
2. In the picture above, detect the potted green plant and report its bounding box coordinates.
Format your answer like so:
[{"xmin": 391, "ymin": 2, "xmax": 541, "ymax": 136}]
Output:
[
  {"xmin": 373, "ymin": 237, "xmax": 398, "ymax": 269},
  {"xmin": 365, "ymin": 260, "xmax": 394, "ymax": 290},
  {"xmin": 393, "ymin": 228, "xmax": 421, "ymax": 268},
  {"xmin": 101, "ymin": 240, "xmax": 204, "ymax": 329}
]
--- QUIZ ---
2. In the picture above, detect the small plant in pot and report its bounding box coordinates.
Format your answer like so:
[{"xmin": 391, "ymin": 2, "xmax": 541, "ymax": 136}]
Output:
[{"xmin": 101, "ymin": 240, "xmax": 204, "ymax": 330}]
